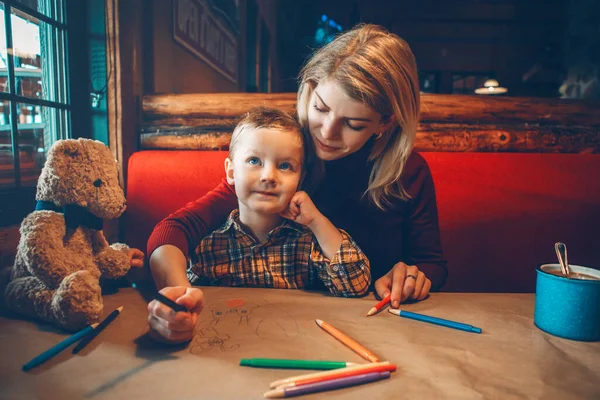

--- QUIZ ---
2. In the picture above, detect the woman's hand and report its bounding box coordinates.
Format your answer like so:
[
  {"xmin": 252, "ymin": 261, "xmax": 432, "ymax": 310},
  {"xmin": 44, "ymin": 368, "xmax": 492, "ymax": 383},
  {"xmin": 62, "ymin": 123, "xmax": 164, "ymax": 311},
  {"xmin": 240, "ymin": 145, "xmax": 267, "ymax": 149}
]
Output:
[
  {"xmin": 147, "ymin": 286, "xmax": 204, "ymax": 344},
  {"xmin": 374, "ymin": 262, "xmax": 431, "ymax": 308}
]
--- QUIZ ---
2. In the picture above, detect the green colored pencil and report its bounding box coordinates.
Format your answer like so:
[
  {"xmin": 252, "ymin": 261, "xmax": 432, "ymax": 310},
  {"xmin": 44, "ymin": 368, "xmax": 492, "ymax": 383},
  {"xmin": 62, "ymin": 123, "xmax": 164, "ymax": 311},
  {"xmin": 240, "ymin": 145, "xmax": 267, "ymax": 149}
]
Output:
[{"xmin": 239, "ymin": 358, "xmax": 357, "ymax": 370}]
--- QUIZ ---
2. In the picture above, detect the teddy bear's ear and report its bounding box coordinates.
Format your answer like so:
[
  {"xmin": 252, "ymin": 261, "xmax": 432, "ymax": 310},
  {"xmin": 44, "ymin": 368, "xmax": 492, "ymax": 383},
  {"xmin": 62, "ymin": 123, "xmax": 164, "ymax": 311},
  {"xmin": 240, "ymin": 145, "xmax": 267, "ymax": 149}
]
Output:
[{"xmin": 53, "ymin": 140, "xmax": 81, "ymax": 158}]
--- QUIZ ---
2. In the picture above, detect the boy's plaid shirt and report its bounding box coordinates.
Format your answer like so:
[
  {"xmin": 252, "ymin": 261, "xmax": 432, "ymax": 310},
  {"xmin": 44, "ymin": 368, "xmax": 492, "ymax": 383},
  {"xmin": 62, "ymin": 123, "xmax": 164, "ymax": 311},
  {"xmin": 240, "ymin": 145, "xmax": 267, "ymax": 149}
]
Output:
[{"xmin": 188, "ymin": 210, "xmax": 371, "ymax": 297}]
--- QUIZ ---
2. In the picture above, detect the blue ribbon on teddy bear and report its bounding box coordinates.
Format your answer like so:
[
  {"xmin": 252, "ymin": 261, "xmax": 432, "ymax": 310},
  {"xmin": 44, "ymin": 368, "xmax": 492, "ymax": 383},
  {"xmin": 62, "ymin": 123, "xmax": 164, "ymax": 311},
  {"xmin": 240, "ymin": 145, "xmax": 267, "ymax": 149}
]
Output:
[{"xmin": 35, "ymin": 200, "xmax": 104, "ymax": 230}]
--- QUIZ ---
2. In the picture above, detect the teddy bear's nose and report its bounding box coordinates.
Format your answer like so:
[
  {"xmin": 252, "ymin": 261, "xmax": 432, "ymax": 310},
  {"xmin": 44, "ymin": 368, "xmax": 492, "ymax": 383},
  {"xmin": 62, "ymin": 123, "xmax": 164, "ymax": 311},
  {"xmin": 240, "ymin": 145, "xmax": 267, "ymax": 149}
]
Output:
[{"xmin": 93, "ymin": 179, "xmax": 103, "ymax": 187}]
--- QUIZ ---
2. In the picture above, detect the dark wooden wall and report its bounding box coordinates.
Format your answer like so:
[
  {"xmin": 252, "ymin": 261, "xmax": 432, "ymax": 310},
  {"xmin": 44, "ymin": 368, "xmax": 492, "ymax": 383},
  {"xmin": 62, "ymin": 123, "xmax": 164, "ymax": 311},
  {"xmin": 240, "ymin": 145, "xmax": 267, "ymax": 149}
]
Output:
[{"xmin": 140, "ymin": 93, "xmax": 600, "ymax": 153}]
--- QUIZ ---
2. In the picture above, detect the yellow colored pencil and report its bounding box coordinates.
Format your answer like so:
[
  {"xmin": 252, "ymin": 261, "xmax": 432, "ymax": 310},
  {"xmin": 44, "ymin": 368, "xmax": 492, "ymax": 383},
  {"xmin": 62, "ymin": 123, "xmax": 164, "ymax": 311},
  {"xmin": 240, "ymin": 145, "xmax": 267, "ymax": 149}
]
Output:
[{"xmin": 315, "ymin": 319, "xmax": 380, "ymax": 363}]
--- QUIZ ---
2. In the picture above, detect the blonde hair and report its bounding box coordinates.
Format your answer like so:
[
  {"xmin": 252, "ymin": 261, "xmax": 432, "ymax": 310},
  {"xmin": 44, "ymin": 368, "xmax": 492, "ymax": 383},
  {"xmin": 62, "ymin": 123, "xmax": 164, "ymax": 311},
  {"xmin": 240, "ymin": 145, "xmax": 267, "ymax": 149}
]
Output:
[{"xmin": 297, "ymin": 24, "xmax": 420, "ymax": 210}]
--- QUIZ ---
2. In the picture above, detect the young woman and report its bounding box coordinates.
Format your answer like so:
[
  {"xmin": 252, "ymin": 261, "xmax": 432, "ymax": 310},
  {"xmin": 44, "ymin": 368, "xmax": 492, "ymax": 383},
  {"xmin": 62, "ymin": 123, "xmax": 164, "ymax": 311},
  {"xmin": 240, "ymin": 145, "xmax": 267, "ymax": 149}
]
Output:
[{"xmin": 146, "ymin": 24, "xmax": 447, "ymax": 343}]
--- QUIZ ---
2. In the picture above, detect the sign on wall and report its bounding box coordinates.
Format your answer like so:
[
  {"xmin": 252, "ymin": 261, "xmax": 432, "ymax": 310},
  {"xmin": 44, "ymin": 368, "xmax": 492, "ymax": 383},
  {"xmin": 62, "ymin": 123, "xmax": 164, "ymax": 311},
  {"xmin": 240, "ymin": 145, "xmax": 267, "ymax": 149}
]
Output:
[{"xmin": 173, "ymin": 0, "xmax": 238, "ymax": 84}]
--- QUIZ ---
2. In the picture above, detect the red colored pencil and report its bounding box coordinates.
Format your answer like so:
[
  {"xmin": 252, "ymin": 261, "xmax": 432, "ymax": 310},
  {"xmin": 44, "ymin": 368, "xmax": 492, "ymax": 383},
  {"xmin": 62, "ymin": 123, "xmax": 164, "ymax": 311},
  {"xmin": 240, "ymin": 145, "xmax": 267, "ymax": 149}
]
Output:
[{"xmin": 366, "ymin": 294, "xmax": 391, "ymax": 316}]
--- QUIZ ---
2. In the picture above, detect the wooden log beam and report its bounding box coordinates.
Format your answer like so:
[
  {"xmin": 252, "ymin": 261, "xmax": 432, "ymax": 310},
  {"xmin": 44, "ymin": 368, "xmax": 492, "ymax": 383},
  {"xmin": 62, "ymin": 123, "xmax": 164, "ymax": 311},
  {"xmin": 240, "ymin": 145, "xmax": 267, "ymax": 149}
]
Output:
[
  {"xmin": 141, "ymin": 124, "xmax": 600, "ymax": 153},
  {"xmin": 143, "ymin": 93, "xmax": 600, "ymax": 126},
  {"xmin": 143, "ymin": 93, "xmax": 297, "ymax": 120},
  {"xmin": 419, "ymin": 94, "xmax": 600, "ymax": 126},
  {"xmin": 140, "ymin": 93, "xmax": 600, "ymax": 153},
  {"xmin": 415, "ymin": 123, "xmax": 600, "ymax": 153}
]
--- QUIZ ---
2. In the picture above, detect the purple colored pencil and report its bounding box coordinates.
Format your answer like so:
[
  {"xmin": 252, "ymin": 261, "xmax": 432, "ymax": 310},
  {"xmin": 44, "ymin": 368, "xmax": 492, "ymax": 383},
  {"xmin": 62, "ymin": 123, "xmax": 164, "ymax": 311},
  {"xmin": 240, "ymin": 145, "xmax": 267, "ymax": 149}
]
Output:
[{"xmin": 263, "ymin": 371, "xmax": 390, "ymax": 398}]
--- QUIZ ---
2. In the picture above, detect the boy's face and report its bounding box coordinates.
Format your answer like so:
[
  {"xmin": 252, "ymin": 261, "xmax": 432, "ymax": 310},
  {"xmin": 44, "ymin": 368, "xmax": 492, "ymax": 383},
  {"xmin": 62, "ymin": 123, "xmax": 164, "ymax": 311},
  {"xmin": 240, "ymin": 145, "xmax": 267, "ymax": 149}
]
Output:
[{"xmin": 225, "ymin": 127, "xmax": 303, "ymax": 215}]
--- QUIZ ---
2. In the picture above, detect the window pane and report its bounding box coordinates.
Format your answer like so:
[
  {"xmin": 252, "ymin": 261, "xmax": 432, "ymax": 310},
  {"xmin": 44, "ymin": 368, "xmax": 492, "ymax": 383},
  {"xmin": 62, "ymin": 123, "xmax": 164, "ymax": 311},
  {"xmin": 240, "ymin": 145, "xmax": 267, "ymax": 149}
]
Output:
[
  {"xmin": 17, "ymin": 102, "xmax": 43, "ymax": 186},
  {"xmin": 14, "ymin": 0, "xmax": 65, "ymax": 23},
  {"xmin": 17, "ymin": 103, "xmax": 69, "ymax": 187},
  {"xmin": 0, "ymin": 100, "xmax": 14, "ymax": 188},
  {"xmin": 0, "ymin": 2, "xmax": 7, "ymax": 95},
  {"xmin": 420, "ymin": 72, "xmax": 438, "ymax": 94},
  {"xmin": 453, "ymin": 73, "xmax": 491, "ymax": 94},
  {"xmin": 11, "ymin": 8, "xmax": 68, "ymax": 103}
]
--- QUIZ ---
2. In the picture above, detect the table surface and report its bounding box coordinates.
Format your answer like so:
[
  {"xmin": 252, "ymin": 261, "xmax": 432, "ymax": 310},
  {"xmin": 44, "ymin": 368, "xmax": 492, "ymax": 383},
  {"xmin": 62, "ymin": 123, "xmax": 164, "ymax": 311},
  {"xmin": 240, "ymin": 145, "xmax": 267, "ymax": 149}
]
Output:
[{"xmin": 1, "ymin": 287, "xmax": 599, "ymax": 400}]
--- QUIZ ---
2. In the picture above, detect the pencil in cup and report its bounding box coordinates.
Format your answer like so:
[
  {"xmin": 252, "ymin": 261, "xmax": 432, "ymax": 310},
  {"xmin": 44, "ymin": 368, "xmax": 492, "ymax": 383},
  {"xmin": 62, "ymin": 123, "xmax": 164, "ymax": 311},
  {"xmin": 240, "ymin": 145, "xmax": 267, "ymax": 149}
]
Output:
[
  {"xmin": 22, "ymin": 323, "xmax": 99, "ymax": 371},
  {"xmin": 388, "ymin": 309, "xmax": 482, "ymax": 334},
  {"xmin": 269, "ymin": 361, "xmax": 395, "ymax": 389},
  {"xmin": 315, "ymin": 319, "xmax": 380, "ymax": 363},
  {"xmin": 264, "ymin": 371, "xmax": 391, "ymax": 398},
  {"xmin": 72, "ymin": 306, "xmax": 123, "ymax": 353},
  {"xmin": 366, "ymin": 294, "xmax": 391, "ymax": 316}
]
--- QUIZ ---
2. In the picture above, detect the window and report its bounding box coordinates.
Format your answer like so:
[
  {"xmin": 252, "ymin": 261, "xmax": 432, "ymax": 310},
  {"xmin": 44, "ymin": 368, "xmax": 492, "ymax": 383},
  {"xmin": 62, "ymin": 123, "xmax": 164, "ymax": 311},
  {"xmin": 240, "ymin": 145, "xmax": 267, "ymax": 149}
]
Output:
[
  {"xmin": 0, "ymin": 0, "xmax": 70, "ymax": 191},
  {"xmin": 314, "ymin": 14, "xmax": 342, "ymax": 47},
  {"xmin": 0, "ymin": 0, "xmax": 72, "ymax": 226},
  {"xmin": 452, "ymin": 73, "xmax": 491, "ymax": 95},
  {"xmin": 419, "ymin": 71, "xmax": 439, "ymax": 94}
]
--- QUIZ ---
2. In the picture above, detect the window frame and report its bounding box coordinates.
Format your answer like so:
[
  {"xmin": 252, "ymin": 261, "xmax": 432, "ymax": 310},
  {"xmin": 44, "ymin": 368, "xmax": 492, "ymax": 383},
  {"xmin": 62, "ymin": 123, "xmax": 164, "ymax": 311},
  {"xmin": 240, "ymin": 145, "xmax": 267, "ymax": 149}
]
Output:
[{"xmin": 0, "ymin": 0, "xmax": 81, "ymax": 227}]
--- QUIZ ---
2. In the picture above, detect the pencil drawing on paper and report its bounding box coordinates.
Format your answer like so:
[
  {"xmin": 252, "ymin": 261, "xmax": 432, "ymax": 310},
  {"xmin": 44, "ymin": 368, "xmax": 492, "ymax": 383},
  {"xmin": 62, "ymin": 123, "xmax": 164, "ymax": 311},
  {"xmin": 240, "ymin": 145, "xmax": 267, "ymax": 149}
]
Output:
[
  {"xmin": 190, "ymin": 326, "xmax": 239, "ymax": 354},
  {"xmin": 190, "ymin": 298, "xmax": 300, "ymax": 354}
]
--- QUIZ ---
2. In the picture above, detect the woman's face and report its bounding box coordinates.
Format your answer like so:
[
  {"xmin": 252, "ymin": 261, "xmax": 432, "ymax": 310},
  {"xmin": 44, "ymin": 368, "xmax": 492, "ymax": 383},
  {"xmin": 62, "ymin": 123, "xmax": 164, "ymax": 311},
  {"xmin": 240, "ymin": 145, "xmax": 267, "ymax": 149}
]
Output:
[{"xmin": 307, "ymin": 79, "xmax": 386, "ymax": 161}]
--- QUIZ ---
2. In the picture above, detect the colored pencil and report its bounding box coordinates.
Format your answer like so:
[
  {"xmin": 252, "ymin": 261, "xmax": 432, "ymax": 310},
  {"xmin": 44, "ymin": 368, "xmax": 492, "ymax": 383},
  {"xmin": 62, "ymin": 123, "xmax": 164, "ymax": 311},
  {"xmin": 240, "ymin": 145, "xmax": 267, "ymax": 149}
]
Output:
[
  {"xmin": 269, "ymin": 361, "xmax": 394, "ymax": 389},
  {"xmin": 153, "ymin": 292, "xmax": 188, "ymax": 312},
  {"xmin": 388, "ymin": 309, "xmax": 483, "ymax": 334},
  {"xmin": 276, "ymin": 363, "xmax": 396, "ymax": 389},
  {"xmin": 131, "ymin": 282, "xmax": 188, "ymax": 312},
  {"xmin": 264, "ymin": 371, "xmax": 391, "ymax": 398},
  {"xmin": 72, "ymin": 306, "xmax": 123, "ymax": 353},
  {"xmin": 240, "ymin": 358, "xmax": 356, "ymax": 370},
  {"xmin": 315, "ymin": 319, "xmax": 380, "ymax": 363},
  {"xmin": 22, "ymin": 323, "xmax": 99, "ymax": 371},
  {"xmin": 366, "ymin": 294, "xmax": 391, "ymax": 316}
]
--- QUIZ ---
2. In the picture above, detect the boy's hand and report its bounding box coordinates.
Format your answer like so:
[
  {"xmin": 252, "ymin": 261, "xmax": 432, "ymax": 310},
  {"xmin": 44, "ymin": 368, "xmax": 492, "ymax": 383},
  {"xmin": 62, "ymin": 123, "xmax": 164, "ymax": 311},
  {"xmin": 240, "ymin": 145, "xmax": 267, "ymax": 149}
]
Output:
[
  {"xmin": 280, "ymin": 191, "xmax": 322, "ymax": 227},
  {"xmin": 128, "ymin": 248, "xmax": 145, "ymax": 268},
  {"xmin": 147, "ymin": 286, "xmax": 204, "ymax": 344}
]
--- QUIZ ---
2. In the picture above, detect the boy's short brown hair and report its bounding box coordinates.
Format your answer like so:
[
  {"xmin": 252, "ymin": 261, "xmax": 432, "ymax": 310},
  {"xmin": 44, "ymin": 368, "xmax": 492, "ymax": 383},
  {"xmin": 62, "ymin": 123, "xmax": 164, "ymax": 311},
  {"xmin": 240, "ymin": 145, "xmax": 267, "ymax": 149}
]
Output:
[
  {"xmin": 229, "ymin": 106, "xmax": 321, "ymax": 192},
  {"xmin": 229, "ymin": 107, "xmax": 304, "ymax": 159}
]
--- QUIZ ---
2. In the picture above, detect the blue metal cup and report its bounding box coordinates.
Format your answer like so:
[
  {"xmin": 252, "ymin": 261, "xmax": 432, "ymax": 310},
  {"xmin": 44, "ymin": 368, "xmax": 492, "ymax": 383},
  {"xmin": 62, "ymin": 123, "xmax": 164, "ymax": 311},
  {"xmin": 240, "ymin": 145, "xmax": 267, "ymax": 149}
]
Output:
[{"xmin": 534, "ymin": 264, "xmax": 600, "ymax": 341}]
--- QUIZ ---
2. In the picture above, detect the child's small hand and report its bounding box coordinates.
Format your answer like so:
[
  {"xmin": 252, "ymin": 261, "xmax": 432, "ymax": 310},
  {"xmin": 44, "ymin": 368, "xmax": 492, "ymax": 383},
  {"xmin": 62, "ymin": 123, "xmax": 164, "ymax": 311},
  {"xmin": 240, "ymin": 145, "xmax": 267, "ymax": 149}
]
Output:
[
  {"xmin": 147, "ymin": 286, "xmax": 204, "ymax": 344},
  {"xmin": 280, "ymin": 191, "xmax": 322, "ymax": 227},
  {"xmin": 128, "ymin": 248, "xmax": 145, "ymax": 268}
]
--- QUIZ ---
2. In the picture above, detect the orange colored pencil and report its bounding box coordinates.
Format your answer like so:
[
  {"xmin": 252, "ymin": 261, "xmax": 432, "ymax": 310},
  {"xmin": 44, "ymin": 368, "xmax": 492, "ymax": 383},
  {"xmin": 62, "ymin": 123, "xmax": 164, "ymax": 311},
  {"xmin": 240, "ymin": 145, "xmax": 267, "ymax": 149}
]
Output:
[
  {"xmin": 366, "ymin": 294, "xmax": 391, "ymax": 316},
  {"xmin": 269, "ymin": 361, "xmax": 393, "ymax": 389},
  {"xmin": 315, "ymin": 319, "xmax": 380, "ymax": 363}
]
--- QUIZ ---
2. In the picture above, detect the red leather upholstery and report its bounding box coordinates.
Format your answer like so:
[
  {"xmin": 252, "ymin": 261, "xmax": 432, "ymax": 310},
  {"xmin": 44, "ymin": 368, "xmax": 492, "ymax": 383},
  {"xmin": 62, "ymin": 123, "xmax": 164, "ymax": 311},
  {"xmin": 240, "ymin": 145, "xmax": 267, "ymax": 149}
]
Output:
[{"xmin": 126, "ymin": 151, "xmax": 600, "ymax": 293}]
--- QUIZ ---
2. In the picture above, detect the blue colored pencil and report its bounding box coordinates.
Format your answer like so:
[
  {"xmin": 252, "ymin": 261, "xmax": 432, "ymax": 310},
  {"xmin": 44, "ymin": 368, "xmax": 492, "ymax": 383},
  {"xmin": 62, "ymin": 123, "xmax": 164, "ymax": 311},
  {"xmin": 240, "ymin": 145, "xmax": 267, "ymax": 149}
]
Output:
[
  {"xmin": 72, "ymin": 306, "xmax": 124, "ymax": 353},
  {"xmin": 264, "ymin": 371, "xmax": 390, "ymax": 398},
  {"xmin": 388, "ymin": 309, "xmax": 482, "ymax": 334},
  {"xmin": 22, "ymin": 323, "xmax": 99, "ymax": 371}
]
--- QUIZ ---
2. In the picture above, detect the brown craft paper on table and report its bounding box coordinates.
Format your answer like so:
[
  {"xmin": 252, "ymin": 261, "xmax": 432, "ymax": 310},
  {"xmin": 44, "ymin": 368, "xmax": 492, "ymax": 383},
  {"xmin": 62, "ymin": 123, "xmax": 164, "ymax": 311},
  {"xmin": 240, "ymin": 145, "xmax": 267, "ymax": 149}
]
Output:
[{"xmin": 1, "ymin": 287, "xmax": 599, "ymax": 399}]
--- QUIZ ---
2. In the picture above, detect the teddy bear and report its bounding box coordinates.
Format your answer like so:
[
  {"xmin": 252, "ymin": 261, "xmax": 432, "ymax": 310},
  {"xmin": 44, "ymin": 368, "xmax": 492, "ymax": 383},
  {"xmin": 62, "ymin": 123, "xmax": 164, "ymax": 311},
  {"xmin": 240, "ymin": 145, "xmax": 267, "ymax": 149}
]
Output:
[{"xmin": 3, "ymin": 138, "xmax": 144, "ymax": 331}]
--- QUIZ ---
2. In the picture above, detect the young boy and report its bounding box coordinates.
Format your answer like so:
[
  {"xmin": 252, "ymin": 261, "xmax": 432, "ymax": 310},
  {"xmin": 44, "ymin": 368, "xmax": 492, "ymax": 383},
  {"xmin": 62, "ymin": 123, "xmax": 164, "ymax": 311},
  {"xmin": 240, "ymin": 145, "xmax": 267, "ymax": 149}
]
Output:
[
  {"xmin": 147, "ymin": 107, "xmax": 370, "ymax": 343},
  {"xmin": 188, "ymin": 107, "xmax": 370, "ymax": 296}
]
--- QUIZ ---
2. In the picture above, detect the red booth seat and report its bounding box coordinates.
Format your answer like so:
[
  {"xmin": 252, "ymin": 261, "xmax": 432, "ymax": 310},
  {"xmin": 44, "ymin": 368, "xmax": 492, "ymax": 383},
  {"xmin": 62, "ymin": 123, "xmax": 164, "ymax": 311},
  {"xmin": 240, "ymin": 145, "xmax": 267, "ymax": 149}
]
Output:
[{"xmin": 125, "ymin": 151, "xmax": 600, "ymax": 293}]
